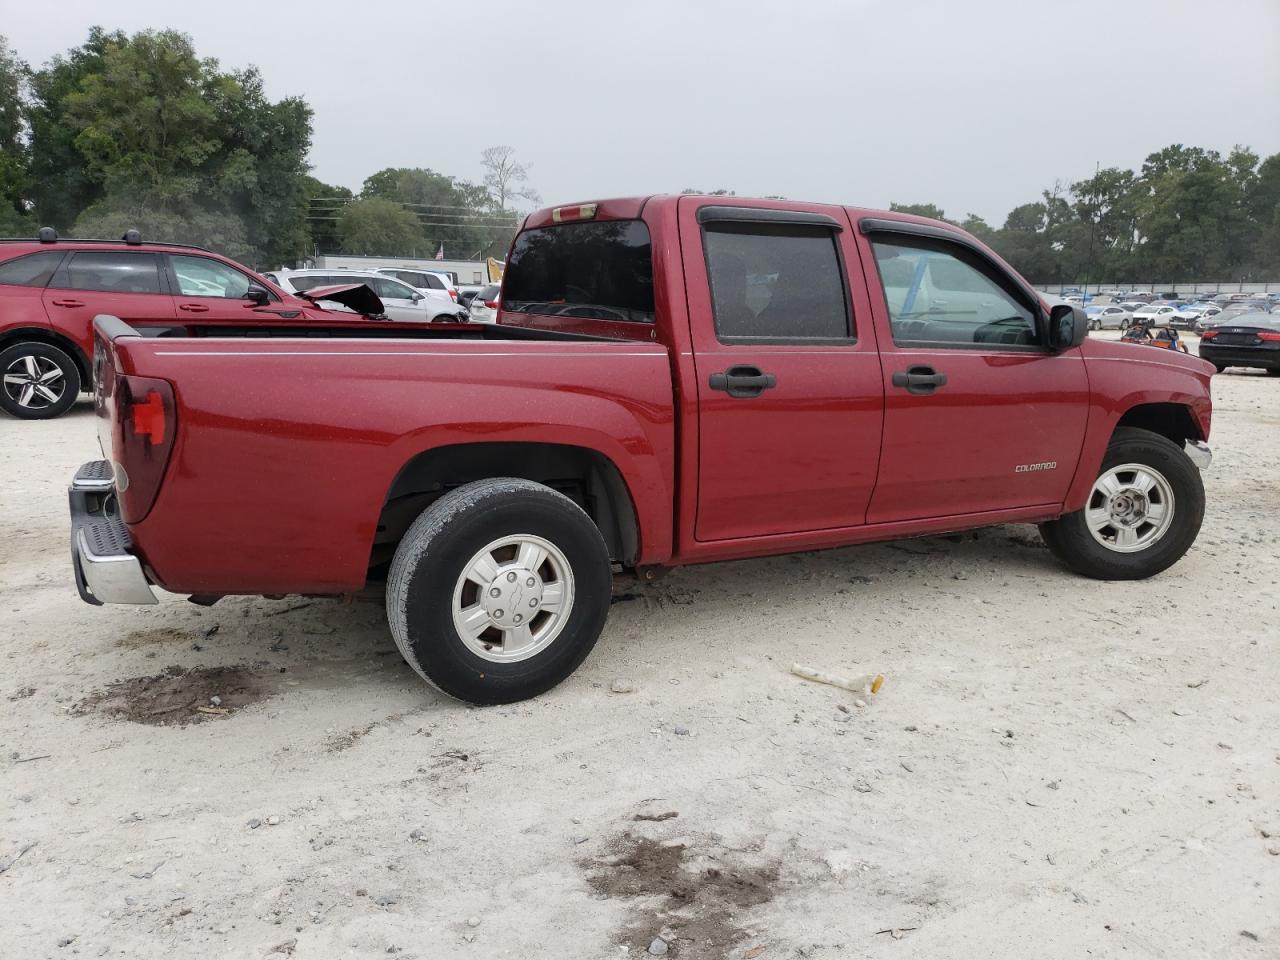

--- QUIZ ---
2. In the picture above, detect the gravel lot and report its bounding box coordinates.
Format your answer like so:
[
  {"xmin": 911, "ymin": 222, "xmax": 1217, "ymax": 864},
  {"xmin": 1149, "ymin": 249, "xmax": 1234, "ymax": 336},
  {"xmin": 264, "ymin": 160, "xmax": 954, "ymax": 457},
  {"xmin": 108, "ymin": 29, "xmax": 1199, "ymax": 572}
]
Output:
[{"xmin": 2, "ymin": 334, "xmax": 1277, "ymax": 959}]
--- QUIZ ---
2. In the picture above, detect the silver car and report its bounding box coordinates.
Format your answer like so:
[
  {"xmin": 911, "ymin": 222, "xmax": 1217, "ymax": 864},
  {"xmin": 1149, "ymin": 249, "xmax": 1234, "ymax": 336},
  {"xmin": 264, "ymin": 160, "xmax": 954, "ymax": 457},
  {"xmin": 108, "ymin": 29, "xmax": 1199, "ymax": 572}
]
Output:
[
  {"xmin": 1085, "ymin": 304, "xmax": 1133, "ymax": 330},
  {"xmin": 269, "ymin": 269, "xmax": 466, "ymax": 322}
]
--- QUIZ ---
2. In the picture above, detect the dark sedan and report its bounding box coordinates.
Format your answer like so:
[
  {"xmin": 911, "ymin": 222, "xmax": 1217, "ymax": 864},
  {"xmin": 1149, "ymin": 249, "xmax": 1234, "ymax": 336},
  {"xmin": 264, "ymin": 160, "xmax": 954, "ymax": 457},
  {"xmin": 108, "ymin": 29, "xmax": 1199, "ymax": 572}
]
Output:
[{"xmin": 1198, "ymin": 312, "xmax": 1280, "ymax": 375}]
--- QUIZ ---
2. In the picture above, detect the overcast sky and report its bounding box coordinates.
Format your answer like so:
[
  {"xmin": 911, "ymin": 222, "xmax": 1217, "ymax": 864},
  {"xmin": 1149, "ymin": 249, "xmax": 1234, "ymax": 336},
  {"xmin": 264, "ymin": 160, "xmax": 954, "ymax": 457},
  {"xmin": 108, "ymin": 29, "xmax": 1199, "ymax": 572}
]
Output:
[{"xmin": 5, "ymin": 0, "xmax": 1279, "ymax": 223}]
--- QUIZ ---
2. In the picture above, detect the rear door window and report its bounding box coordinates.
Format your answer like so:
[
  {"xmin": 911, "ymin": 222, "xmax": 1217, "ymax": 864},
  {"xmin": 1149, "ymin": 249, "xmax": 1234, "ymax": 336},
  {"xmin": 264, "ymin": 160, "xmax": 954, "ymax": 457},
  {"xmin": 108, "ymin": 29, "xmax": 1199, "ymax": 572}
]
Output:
[
  {"xmin": 702, "ymin": 222, "xmax": 851, "ymax": 341},
  {"xmin": 58, "ymin": 252, "xmax": 163, "ymax": 294},
  {"xmin": 503, "ymin": 219, "xmax": 655, "ymax": 323},
  {"xmin": 0, "ymin": 251, "xmax": 64, "ymax": 287}
]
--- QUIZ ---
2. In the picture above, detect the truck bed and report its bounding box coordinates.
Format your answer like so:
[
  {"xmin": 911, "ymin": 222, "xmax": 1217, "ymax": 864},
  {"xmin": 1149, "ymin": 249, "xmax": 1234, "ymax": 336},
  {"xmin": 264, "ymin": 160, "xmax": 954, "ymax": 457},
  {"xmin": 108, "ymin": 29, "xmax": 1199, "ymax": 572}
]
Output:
[{"xmin": 94, "ymin": 317, "xmax": 676, "ymax": 596}]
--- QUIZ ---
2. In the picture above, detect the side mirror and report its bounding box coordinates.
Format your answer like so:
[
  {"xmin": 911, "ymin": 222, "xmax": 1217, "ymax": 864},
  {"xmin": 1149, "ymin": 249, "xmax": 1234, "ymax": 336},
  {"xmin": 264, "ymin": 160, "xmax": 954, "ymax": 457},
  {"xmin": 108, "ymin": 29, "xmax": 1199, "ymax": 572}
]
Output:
[
  {"xmin": 411, "ymin": 292, "xmax": 423, "ymax": 303},
  {"xmin": 1048, "ymin": 303, "xmax": 1088, "ymax": 351},
  {"xmin": 244, "ymin": 282, "xmax": 271, "ymax": 306}
]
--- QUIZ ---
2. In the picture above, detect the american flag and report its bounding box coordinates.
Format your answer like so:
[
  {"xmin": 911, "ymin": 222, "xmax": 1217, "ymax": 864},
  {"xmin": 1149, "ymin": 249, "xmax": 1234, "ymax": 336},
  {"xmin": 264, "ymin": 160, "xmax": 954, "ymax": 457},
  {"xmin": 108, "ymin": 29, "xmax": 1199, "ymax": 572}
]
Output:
[{"xmin": 434, "ymin": 243, "xmax": 444, "ymax": 260}]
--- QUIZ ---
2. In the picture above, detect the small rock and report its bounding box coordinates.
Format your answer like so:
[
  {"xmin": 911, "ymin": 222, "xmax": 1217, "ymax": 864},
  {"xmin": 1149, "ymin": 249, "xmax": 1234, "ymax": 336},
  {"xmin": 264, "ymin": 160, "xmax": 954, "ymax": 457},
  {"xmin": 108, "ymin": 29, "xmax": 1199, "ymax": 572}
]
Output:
[
  {"xmin": 266, "ymin": 816, "xmax": 281, "ymax": 826},
  {"xmin": 57, "ymin": 935, "xmax": 77, "ymax": 948},
  {"xmin": 246, "ymin": 818, "xmax": 262, "ymax": 830},
  {"xmin": 124, "ymin": 897, "xmax": 138, "ymax": 907},
  {"xmin": 356, "ymin": 888, "xmax": 368, "ymax": 897},
  {"xmin": 1267, "ymin": 845, "xmax": 1280, "ymax": 857},
  {"xmin": 1171, "ymin": 708, "xmax": 1192, "ymax": 717},
  {"xmin": 130, "ymin": 862, "xmax": 163, "ymax": 880},
  {"xmin": 372, "ymin": 894, "xmax": 400, "ymax": 907},
  {"xmin": 573, "ymin": 835, "xmax": 589, "ymax": 844},
  {"xmin": 609, "ymin": 679, "xmax": 635, "ymax": 694},
  {"xmin": 408, "ymin": 829, "xmax": 427, "ymax": 842},
  {"xmin": 1046, "ymin": 781, "xmax": 1060, "ymax": 790},
  {"xmin": 268, "ymin": 938, "xmax": 297, "ymax": 956},
  {"xmin": 648, "ymin": 937, "xmax": 669, "ymax": 956},
  {"xmin": 904, "ymin": 725, "xmax": 918, "ymax": 732},
  {"xmin": 209, "ymin": 695, "xmax": 222, "ymax": 707},
  {"xmin": 853, "ymin": 698, "xmax": 867, "ymax": 708},
  {"xmin": 673, "ymin": 724, "xmax": 691, "ymax": 736},
  {"xmin": 900, "ymin": 760, "xmax": 914, "ymax": 773},
  {"xmin": 9, "ymin": 686, "xmax": 35, "ymax": 700},
  {"xmin": 466, "ymin": 916, "xmax": 481, "ymax": 928},
  {"xmin": 836, "ymin": 704, "xmax": 850, "ymax": 714},
  {"xmin": 462, "ymin": 933, "xmax": 476, "ymax": 943},
  {"xmin": 852, "ymin": 779, "xmax": 872, "ymax": 794}
]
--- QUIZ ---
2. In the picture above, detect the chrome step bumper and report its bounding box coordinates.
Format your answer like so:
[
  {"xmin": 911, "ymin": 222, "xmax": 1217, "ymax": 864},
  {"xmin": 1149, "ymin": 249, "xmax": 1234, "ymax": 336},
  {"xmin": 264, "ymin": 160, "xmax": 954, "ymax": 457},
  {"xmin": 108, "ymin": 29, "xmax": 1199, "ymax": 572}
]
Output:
[{"xmin": 69, "ymin": 461, "xmax": 157, "ymax": 605}]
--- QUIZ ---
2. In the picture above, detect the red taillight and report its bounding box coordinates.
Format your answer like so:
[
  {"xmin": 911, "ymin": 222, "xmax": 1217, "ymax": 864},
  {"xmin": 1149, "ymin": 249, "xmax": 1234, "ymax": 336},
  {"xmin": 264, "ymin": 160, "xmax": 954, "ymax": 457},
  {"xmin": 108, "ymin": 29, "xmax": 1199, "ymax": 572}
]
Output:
[
  {"xmin": 111, "ymin": 375, "xmax": 176, "ymax": 522},
  {"xmin": 1259, "ymin": 331, "xmax": 1280, "ymax": 342},
  {"xmin": 1199, "ymin": 329, "xmax": 1217, "ymax": 339},
  {"xmin": 449, "ymin": 289, "xmax": 458, "ymax": 301},
  {"xmin": 483, "ymin": 299, "xmax": 499, "ymax": 309},
  {"xmin": 131, "ymin": 391, "xmax": 167, "ymax": 445}
]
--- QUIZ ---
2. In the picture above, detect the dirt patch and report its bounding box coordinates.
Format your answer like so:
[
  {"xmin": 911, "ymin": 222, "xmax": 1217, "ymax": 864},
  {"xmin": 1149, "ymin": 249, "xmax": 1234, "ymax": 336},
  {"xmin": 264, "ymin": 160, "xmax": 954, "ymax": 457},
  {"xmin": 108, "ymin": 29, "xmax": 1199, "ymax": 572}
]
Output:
[
  {"xmin": 73, "ymin": 665, "xmax": 267, "ymax": 726},
  {"xmin": 582, "ymin": 833, "xmax": 779, "ymax": 959},
  {"xmin": 115, "ymin": 627, "xmax": 195, "ymax": 649}
]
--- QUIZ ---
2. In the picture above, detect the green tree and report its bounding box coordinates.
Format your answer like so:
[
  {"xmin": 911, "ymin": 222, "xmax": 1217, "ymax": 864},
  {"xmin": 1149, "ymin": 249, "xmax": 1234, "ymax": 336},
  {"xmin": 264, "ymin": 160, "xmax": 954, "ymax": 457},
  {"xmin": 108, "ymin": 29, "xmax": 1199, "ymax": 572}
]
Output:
[
  {"xmin": 24, "ymin": 28, "xmax": 312, "ymax": 266},
  {"xmin": 889, "ymin": 202, "xmax": 952, "ymax": 223},
  {"xmin": 361, "ymin": 166, "xmax": 514, "ymax": 258},
  {"xmin": 302, "ymin": 175, "xmax": 353, "ymax": 256},
  {"xmin": 337, "ymin": 197, "xmax": 425, "ymax": 256},
  {"xmin": 0, "ymin": 36, "xmax": 30, "ymax": 234}
]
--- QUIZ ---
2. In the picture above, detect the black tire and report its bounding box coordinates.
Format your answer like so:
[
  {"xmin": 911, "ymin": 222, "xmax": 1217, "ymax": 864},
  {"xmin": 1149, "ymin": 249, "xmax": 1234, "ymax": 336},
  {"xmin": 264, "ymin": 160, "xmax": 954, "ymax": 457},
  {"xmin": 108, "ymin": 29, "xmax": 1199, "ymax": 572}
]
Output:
[
  {"xmin": 386, "ymin": 478, "xmax": 612, "ymax": 704},
  {"xmin": 1266, "ymin": 368, "xmax": 1280, "ymax": 377},
  {"xmin": 0, "ymin": 341, "xmax": 81, "ymax": 420},
  {"xmin": 1038, "ymin": 427, "xmax": 1205, "ymax": 580},
  {"xmin": 1213, "ymin": 364, "xmax": 1228, "ymax": 374}
]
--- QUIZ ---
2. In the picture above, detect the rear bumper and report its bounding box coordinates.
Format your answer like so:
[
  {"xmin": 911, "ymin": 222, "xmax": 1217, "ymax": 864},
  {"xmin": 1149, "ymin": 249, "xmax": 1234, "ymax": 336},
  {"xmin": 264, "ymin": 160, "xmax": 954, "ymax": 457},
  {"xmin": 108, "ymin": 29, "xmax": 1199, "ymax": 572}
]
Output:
[
  {"xmin": 1198, "ymin": 344, "xmax": 1280, "ymax": 369},
  {"xmin": 69, "ymin": 461, "xmax": 157, "ymax": 605}
]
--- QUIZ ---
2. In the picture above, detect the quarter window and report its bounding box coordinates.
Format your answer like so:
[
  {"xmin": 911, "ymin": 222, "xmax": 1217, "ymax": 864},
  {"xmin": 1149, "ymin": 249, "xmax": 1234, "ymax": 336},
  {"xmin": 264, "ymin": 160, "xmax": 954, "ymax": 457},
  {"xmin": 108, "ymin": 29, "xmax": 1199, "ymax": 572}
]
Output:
[
  {"xmin": 870, "ymin": 238, "xmax": 1039, "ymax": 347},
  {"xmin": 60, "ymin": 252, "xmax": 162, "ymax": 295},
  {"xmin": 703, "ymin": 222, "xmax": 850, "ymax": 341},
  {"xmin": 171, "ymin": 255, "xmax": 254, "ymax": 299},
  {"xmin": 0, "ymin": 251, "xmax": 63, "ymax": 287}
]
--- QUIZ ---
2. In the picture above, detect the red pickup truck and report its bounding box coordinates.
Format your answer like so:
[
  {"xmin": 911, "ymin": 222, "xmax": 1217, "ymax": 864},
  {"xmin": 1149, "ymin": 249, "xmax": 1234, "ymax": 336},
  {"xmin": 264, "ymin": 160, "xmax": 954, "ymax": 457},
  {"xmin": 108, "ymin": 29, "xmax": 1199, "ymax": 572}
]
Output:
[{"xmin": 71, "ymin": 196, "xmax": 1214, "ymax": 704}]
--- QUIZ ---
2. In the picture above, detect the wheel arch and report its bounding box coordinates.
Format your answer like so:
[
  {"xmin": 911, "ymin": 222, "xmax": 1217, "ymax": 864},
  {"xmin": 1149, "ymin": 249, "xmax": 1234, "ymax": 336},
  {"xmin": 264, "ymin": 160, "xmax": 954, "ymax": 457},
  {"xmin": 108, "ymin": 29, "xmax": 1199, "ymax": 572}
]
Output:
[
  {"xmin": 373, "ymin": 441, "xmax": 641, "ymax": 570},
  {"xmin": 1114, "ymin": 402, "xmax": 1205, "ymax": 445},
  {"xmin": 0, "ymin": 327, "xmax": 91, "ymax": 386}
]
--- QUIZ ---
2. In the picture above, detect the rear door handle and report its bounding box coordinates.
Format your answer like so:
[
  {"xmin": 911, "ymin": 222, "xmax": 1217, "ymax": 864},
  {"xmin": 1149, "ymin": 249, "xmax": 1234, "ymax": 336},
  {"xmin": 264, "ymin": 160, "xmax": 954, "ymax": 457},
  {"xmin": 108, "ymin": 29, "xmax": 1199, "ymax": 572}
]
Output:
[
  {"xmin": 50, "ymin": 298, "xmax": 85, "ymax": 308},
  {"xmin": 891, "ymin": 366, "xmax": 948, "ymax": 395},
  {"xmin": 178, "ymin": 303, "xmax": 210, "ymax": 313},
  {"xmin": 709, "ymin": 365, "xmax": 777, "ymax": 398}
]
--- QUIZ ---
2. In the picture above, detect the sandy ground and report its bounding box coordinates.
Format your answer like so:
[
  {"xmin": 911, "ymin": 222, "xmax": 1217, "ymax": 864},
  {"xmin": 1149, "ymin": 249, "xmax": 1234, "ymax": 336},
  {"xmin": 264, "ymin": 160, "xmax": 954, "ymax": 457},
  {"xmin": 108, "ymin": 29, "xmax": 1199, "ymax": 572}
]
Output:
[{"xmin": 2, "ymin": 333, "xmax": 1278, "ymax": 960}]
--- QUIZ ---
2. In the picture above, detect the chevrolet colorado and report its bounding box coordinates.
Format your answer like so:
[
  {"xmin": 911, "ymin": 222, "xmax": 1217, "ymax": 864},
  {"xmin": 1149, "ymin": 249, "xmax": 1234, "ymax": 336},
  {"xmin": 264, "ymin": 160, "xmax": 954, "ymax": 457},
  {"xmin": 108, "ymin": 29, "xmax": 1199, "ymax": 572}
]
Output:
[{"xmin": 70, "ymin": 196, "xmax": 1214, "ymax": 703}]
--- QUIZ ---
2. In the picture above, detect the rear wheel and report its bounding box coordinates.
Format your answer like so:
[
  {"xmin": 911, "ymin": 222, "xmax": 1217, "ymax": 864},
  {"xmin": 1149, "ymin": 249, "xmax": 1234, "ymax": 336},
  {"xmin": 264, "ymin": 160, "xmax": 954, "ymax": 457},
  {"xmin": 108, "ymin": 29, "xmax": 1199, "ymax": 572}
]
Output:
[
  {"xmin": 0, "ymin": 342, "xmax": 81, "ymax": 420},
  {"xmin": 1039, "ymin": 427, "xmax": 1204, "ymax": 580},
  {"xmin": 386, "ymin": 478, "xmax": 612, "ymax": 704}
]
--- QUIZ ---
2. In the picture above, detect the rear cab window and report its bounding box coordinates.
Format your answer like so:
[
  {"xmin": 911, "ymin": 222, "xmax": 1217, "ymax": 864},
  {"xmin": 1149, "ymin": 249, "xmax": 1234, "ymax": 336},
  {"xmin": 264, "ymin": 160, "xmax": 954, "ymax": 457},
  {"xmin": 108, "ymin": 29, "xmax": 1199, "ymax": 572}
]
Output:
[{"xmin": 502, "ymin": 219, "xmax": 655, "ymax": 324}]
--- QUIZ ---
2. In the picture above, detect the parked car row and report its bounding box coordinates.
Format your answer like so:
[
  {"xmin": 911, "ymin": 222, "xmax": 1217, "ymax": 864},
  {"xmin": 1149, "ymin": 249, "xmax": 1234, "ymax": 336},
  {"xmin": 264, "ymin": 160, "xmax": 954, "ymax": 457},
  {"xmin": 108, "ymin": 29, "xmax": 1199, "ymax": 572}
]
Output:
[{"xmin": 264, "ymin": 269, "xmax": 471, "ymax": 323}]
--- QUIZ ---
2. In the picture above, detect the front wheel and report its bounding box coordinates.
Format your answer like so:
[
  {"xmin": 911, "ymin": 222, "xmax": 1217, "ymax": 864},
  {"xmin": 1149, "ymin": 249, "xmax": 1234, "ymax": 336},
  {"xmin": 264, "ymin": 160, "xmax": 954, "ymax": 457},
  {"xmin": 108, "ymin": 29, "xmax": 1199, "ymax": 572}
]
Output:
[
  {"xmin": 386, "ymin": 478, "xmax": 612, "ymax": 704},
  {"xmin": 0, "ymin": 342, "xmax": 81, "ymax": 420},
  {"xmin": 1039, "ymin": 427, "xmax": 1205, "ymax": 580}
]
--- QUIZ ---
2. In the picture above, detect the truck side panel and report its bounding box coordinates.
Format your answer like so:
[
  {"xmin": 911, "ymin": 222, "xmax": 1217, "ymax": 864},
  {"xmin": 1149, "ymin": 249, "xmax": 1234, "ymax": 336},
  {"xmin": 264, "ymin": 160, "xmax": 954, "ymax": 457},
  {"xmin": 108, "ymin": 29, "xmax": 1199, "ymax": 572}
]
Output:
[{"xmin": 115, "ymin": 338, "xmax": 676, "ymax": 595}]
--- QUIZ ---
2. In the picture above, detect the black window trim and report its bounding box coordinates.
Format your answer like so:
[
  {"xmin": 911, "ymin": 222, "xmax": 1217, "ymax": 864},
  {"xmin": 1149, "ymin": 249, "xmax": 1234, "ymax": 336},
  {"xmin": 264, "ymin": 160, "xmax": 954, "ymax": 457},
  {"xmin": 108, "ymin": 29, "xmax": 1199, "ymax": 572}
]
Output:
[
  {"xmin": 163, "ymin": 253, "xmax": 279, "ymax": 303},
  {"xmin": 50, "ymin": 249, "xmax": 170, "ymax": 296},
  {"xmin": 698, "ymin": 205, "xmax": 844, "ymax": 231},
  {"xmin": 861, "ymin": 218, "xmax": 1049, "ymax": 353},
  {"xmin": 700, "ymin": 217, "xmax": 856, "ymax": 347},
  {"xmin": 0, "ymin": 250, "xmax": 68, "ymax": 288}
]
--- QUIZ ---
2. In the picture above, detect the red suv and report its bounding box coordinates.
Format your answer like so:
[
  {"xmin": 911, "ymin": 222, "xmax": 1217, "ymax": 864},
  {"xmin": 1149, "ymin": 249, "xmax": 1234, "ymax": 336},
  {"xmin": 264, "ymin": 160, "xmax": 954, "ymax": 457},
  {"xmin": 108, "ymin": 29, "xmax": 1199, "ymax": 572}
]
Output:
[{"xmin": 0, "ymin": 229, "xmax": 313, "ymax": 419}]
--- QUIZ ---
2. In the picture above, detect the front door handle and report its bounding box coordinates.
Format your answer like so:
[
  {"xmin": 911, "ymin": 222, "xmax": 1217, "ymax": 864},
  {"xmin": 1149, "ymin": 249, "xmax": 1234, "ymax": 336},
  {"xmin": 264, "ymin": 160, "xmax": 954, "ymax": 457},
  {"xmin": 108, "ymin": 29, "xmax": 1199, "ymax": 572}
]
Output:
[
  {"xmin": 50, "ymin": 298, "xmax": 85, "ymax": 308},
  {"xmin": 891, "ymin": 366, "xmax": 948, "ymax": 395},
  {"xmin": 178, "ymin": 303, "xmax": 210, "ymax": 313},
  {"xmin": 709, "ymin": 365, "xmax": 777, "ymax": 398}
]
